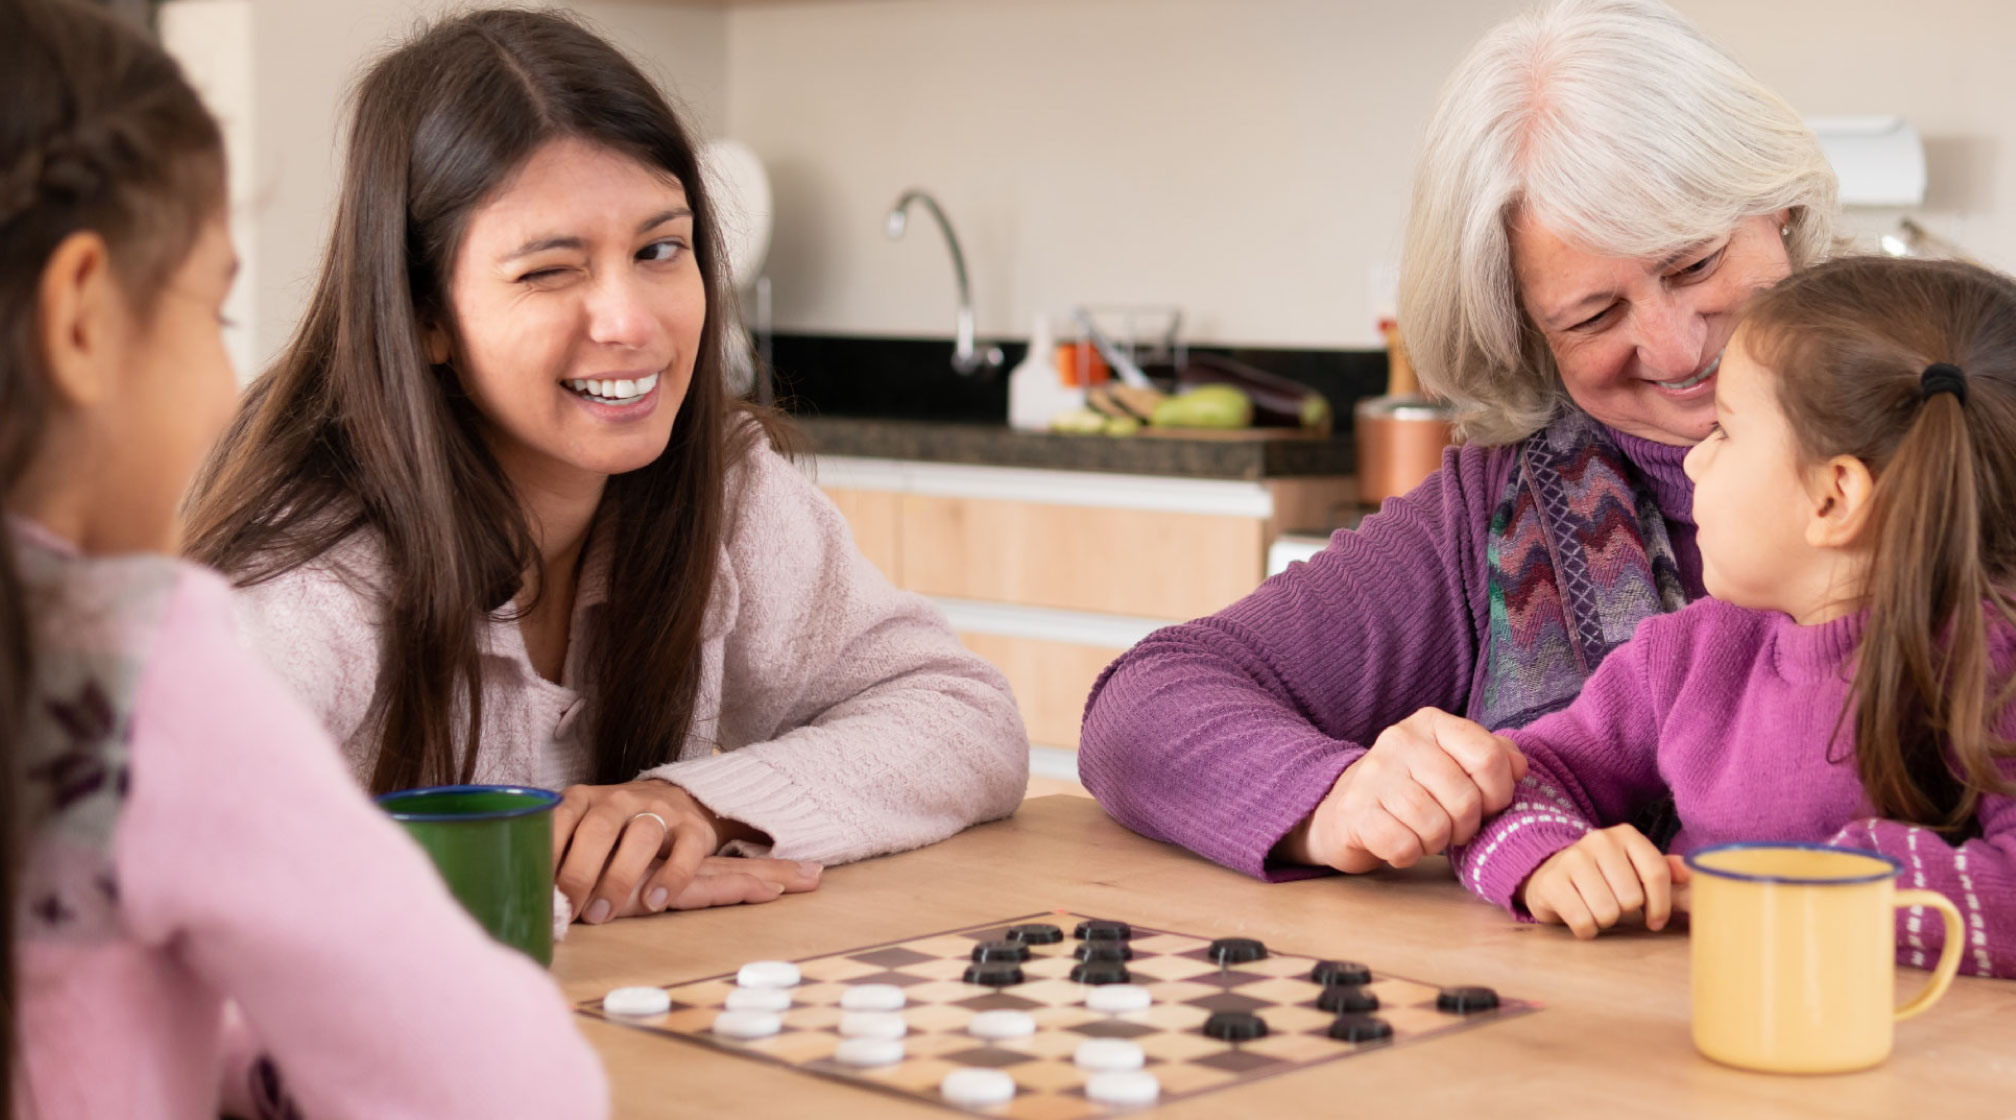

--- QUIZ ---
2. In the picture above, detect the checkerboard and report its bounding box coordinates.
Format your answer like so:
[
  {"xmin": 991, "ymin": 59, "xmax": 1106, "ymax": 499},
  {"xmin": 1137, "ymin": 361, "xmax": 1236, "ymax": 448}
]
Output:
[{"xmin": 577, "ymin": 911, "xmax": 1538, "ymax": 1118}]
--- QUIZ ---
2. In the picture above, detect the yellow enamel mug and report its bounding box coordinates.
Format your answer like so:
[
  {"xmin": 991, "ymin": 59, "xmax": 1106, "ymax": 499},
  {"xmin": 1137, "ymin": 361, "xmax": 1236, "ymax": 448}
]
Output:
[{"xmin": 1685, "ymin": 843, "xmax": 1964, "ymax": 1073}]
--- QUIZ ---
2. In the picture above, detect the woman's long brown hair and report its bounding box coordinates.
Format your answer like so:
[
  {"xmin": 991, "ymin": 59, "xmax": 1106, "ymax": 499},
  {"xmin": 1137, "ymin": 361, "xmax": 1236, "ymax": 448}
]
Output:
[
  {"xmin": 1743, "ymin": 256, "xmax": 2016, "ymax": 835},
  {"xmin": 0, "ymin": 0, "xmax": 225, "ymax": 1113},
  {"xmin": 185, "ymin": 8, "xmax": 782, "ymax": 795}
]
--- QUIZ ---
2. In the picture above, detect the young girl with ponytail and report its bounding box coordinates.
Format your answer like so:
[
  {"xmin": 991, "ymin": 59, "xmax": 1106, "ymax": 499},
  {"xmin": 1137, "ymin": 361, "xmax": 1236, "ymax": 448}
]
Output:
[
  {"xmin": 1449, "ymin": 255, "xmax": 2016, "ymax": 978},
  {"xmin": 3, "ymin": 2, "xmax": 605, "ymax": 1115}
]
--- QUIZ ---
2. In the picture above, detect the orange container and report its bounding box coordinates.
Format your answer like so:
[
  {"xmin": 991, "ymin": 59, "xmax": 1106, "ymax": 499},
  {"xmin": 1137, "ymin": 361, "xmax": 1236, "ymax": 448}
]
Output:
[{"xmin": 1054, "ymin": 341, "xmax": 1110, "ymax": 388}]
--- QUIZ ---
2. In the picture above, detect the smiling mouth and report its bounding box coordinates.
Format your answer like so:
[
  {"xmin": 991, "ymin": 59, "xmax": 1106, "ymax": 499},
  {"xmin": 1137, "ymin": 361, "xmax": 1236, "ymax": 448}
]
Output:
[
  {"xmin": 563, "ymin": 372, "xmax": 659, "ymax": 404},
  {"xmin": 1651, "ymin": 353, "xmax": 1720, "ymax": 392}
]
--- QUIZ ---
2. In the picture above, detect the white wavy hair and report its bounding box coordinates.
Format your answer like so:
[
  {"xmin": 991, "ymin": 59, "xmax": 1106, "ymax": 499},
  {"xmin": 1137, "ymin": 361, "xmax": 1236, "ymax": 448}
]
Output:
[{"xmin": 1397, "ymin": 0, "xmax": 1839, "ymax": 445}]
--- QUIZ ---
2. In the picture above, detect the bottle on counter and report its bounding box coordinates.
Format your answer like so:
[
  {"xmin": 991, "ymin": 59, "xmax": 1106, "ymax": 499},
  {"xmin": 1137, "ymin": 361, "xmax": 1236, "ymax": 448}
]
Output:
[{"xmin": 1008, "ymin": 313, "xmax": 1083, "ymax": 431}]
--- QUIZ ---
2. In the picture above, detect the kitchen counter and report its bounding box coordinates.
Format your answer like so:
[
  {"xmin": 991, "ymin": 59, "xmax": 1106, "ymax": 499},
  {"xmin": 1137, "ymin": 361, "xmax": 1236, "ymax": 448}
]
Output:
[{"xmin": 793, "ymin": 416, "xmax": 1356, "ymax": 481}]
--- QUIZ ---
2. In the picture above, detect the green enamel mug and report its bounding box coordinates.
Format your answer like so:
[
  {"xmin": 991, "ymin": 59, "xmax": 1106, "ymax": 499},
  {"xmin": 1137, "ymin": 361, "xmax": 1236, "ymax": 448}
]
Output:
[{"xmin": 379, "ymin": 784, "xmax": 560, "ymax": 966}]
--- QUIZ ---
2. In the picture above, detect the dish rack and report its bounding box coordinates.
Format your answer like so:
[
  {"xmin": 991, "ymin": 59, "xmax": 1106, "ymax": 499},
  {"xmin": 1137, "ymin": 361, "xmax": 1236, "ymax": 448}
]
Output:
[{"xmin": 1070, "ymin": 304, "xmax": 1186, "ymax": 390}]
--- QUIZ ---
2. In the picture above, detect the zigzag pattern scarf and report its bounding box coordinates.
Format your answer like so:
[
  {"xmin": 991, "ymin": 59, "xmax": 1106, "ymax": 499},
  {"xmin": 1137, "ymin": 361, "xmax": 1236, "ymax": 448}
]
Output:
[{"xmin": 1473, "ymin": 409, "xmax": 1688, "ymax": 732}]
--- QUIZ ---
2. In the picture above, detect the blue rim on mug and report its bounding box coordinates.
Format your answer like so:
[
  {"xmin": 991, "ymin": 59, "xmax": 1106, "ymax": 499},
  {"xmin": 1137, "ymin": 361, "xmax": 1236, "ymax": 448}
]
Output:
[
  {"xmin": 376, "ymin": 783, "xmax": 561, "ymax": 823},
  {"xmin": 1683, "ymin": 841, "xmax": 1903, "ymax": 886}
]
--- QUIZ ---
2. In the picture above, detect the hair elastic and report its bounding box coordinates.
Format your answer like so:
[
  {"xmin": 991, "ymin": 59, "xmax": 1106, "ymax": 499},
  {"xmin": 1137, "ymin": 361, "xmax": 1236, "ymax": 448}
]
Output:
[{"xmin": 1921, "ymin": 363, "xmax": 1969, "ymax": 405}]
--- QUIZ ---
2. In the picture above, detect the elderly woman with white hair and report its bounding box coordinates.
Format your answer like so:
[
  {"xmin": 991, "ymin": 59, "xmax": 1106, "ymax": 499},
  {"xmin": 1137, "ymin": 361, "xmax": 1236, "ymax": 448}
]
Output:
[{"xmin": 1078, "ymin": 0, "xmax": 1837, "ymax": 880}]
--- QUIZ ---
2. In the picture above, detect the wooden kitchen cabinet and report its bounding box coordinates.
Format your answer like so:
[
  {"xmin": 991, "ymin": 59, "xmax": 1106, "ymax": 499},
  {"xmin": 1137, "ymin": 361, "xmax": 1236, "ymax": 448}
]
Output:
[
  {"xmin": 815, "ymin": 459, "xmax": 1350, "ymax": 762},
  {"xmin": 897, "ymin": 495, "xmax": 1265, "ymax": 620}
]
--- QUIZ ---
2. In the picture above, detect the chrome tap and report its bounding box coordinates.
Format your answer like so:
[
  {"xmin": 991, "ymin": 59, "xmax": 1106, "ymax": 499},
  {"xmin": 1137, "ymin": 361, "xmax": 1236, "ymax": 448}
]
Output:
[{"xmin": 884, "ymin": 188, "xmax": 1004, "ymax": 376}]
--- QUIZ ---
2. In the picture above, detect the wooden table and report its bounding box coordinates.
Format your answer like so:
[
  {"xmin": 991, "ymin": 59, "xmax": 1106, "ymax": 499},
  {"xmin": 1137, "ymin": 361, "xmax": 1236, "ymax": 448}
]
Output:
[{"xmin": 555, "ymin": 796, "xmax": 2016, "ymax": 1119}]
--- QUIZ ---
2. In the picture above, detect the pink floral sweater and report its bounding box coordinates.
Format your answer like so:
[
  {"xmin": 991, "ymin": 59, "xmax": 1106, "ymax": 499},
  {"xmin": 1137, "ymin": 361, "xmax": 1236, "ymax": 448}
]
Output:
[{"xmin": 12, "ymin": 521, "xmax": 606, "ymax": 1118}]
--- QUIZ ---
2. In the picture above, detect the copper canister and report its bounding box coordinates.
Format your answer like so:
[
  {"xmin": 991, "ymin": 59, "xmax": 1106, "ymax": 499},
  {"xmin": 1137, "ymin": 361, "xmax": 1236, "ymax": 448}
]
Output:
[
  {"xmin": 1357, "ymin": 322, "xmax": 1457, "ymax": 506},
  {"xmin": 1354, "ymin": 395, "xmax": 1457, "ymax": 506}
]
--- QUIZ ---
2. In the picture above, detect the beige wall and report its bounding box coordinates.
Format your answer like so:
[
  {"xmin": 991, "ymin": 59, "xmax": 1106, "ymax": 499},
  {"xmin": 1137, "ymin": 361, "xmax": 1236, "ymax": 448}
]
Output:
[
  {"xmin": 164, "ymin": 0, "xmax": 727, "ymax": 375},
  {"xmin": 724, "ymin": 0, "xmax": 2016, "ymax": 349},
  {"xmin": 168, "ymin": 0, "xmax": 2016, "ymax": 362}
]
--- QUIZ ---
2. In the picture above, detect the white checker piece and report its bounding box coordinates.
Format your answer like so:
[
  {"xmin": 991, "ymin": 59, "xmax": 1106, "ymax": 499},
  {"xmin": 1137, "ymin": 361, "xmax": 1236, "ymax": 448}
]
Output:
[
  {"xmin": 601, "ymin": 987, "xmax": 670, "ymax": 1017},
  {"xmin": 940, "ymin": 1068, "xmax": 1017, "ymax": 1108},
  {"xmin": 735, "ymin": 960, "xmax": 801, "ymax": 989},
  {"xmin": 833, "ymin": 1037, "xmax": 905, "ymax": 1068},
  {"xmin": 723, "ymin": 987, "xmax": 792, "ymax": 1013},
  {"xmin": 838, "ymin": 1011, "xmax": 907, "ymax": 1040},
  {"xmin": 1074, "ymin": 1038, "xmax": 1146, "ymax": 1072},
  {"xmin": 712, "ymin": 1010, "xmax": 782, "ymax": 1040},
  {"xmin": 839, "ymin": 983, "xmax": 907, "ymax": 1011},
  {"xmin": 967, "ymin": 1009, "xmax": 1038, "ymax": 1040},
  {"xmin": 1086, "ymin": 1070, "xmax": 1161, "ymax": 1106}
]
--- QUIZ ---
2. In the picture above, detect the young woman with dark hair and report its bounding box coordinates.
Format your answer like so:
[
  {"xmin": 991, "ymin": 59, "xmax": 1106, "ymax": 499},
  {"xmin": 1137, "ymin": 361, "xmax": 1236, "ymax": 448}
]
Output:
[{"xmin": 186, "ymin": 8, "xmax": 1028, "ymax": 928}]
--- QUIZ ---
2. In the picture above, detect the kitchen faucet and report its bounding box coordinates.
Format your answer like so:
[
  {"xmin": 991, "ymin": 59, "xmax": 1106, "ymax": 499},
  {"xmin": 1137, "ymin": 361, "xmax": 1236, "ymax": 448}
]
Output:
[{"xmin": 884, "ymin": 188, "xmax": 1004, "ymax": 376}]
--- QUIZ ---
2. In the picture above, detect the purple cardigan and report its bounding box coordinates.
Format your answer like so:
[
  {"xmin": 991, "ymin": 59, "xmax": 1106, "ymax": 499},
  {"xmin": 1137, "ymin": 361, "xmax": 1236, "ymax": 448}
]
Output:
[
  {"xmin": 1453, "ymin": 597, "xmax": 2016, "ymax": 979},
  {"xmin": 1077, "ymin": 428, "xmax": 1702, "ymax": 879}
]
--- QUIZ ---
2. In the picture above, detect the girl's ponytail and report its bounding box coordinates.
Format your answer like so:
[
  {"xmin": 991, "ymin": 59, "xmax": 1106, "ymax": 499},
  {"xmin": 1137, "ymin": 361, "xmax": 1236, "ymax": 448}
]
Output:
[
  {"xmin": 1743, "ymin": 256, "xmax": 2016, "ymax": 838},
  {"xmin": 1856, "ymin": 374, "xmax": 2004, "ymax": 831}
]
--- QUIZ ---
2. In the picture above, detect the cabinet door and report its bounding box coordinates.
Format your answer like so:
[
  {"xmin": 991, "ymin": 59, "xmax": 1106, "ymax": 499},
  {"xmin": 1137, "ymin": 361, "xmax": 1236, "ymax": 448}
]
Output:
[
  {"xmin": 897, "ymin": 496, "xmax": 1265, "ymax": 620},
  {"xmin": 956, "ymin": 633, "xmax": 1125, "ymax": 751},
  {"xmin": 821, "ymin": 487, "xmax": 902, "ymax": 585}
]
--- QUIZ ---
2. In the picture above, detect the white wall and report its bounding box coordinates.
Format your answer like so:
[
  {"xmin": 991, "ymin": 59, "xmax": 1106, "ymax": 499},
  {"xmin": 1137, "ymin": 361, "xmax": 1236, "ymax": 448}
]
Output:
[
  {"xmin": 163, "ymin": 0, "xmax": 726, "ymax": 375},
  {"xmin": 723, "ymin": 0, "xmax": 2016, "ymax": 349},
  {"xmin": 165, "ymin": 0, "xmax": 2016, "ymax": 361}
]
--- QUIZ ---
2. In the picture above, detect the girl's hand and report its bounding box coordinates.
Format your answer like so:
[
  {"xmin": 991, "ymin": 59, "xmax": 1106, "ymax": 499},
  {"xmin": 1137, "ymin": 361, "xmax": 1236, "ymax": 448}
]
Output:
[
  {"xmin": 1518, "ymin": 824, "xmax": 1685, "ymax": 938},
  {"xmin": 1282, "ymin": 708, "xmax": 1527, "ymax": 872},
  {"xmin": 552, "ymin": 779, "xmax": 820, "ymax": 924}
]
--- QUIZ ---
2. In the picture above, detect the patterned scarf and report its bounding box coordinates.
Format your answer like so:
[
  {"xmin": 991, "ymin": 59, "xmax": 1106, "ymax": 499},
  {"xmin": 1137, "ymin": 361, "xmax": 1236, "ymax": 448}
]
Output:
[{"xmin": 1473, "ymin": 409, "xmax": 1689, "ymax": 732}]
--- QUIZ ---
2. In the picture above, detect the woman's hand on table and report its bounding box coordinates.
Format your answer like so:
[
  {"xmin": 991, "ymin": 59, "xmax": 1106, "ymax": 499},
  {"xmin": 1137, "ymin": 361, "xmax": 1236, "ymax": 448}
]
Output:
[
  {"xmin": 1280, "ymin": 708, "xmax": 1527, "ymax": 872},
  {"xmin": 552, "ymin": 778, "xmax": 822, "ymax": 924},
  {"xmin": 603, "ymin": 855, "xmax": 822, "ymax": 918},
  {"xmin": 1518, "ymin": 824, "xmax": 1691, "ymax": 938}
]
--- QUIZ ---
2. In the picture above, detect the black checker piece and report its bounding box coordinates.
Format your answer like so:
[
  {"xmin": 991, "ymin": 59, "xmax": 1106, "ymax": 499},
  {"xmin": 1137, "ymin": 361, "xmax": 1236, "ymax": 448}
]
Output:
[
  {"xmin": 1316, "ymin": 986, "xmax": 1378, "ymax": 1014},
  {"xmin": 1329, "ymin": 1014, "xmax": 1394, "ymax": 1042},
  {"xmin": 970, "ymin": 940, "xmax": 1030, "ymax": 963},
  {"xmin": 1005, "ymin": 923, "xmax": 1063, "ymax": 945},
  {"xmin": 1201, "ymin": 1010, "xmax": 1269, "ymax": 1041},
  {"xmin": 1074, "ymin": 919, "xmax": 1131, "ymax": 942},
  {"xmin": 962, "ymin": 962, "xmax": 1026, "ymax": 986},
  {"xmin": 1310, "ymin": 960, "xmax": 1372, "ymax": 987},
  {"xmin": 1209, "ymin": 937, "xmax": 1267, "ymax": 964},
  {"xmin": 1437, "ymin": 986, "xmax": 1500, "ymax": 1013},
  {"xmin": 1069, "ymin": 960, "xmax": 1130, "ymax": 985},
  {"xmin": 1073, "ymin": 941, "xmax": 1132, "ymax": 962}
]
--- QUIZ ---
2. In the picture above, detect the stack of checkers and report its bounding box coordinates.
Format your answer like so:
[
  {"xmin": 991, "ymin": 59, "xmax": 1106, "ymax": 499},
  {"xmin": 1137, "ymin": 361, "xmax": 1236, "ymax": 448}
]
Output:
[{"xmin": 589, "ymin": 913, "xmax": 1530, "ymax": 1118}]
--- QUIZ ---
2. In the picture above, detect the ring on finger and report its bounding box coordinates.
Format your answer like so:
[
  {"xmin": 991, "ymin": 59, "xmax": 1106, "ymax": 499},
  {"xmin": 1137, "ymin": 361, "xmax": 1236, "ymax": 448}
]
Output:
[{"xmin": 629, "ymin": 811, "xmax": 671, "ymax": 837}]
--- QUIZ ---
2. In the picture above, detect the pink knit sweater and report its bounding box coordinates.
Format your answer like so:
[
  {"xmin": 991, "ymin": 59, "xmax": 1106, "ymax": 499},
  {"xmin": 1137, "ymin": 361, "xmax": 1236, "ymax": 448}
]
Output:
[
  {"xmin": 14, "ymin": 522, "xmax": 605, "ymax": 1119},
  {"xmin": 1453, "ymin": 596, "xmax": 2016, "ymax": 979},
  {"xmin": 230, "ymin": 438, "xmax": 1030, "ymax": 865}
]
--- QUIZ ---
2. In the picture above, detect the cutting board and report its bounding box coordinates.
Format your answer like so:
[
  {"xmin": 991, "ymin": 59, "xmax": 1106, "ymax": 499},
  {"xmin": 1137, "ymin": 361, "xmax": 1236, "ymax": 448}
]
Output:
[{"xmin": 1135, "ymin": 426, "xmax": 1331, "ymax": 441}]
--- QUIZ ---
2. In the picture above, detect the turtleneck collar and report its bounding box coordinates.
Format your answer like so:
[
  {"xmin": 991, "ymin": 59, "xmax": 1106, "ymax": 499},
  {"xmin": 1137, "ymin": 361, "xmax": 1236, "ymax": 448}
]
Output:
[
  {"xmin": 1606, "ymin": 426, "xmax": 1696, "ymax": 527},
  {"xmin": 1770, "ymin": 608, "xmax": 1866, "ymax": 683}
]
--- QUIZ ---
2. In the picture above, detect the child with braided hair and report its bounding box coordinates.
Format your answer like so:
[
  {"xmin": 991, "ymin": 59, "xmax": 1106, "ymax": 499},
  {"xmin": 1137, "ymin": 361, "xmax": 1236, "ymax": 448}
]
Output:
[
  {"xmin": 2, "ymin": 2, "xmax": 606, "ymax": 1115},
  {"xmin": 1450, "ymin": 256, "xmax": 2016, "ymax": 979}
]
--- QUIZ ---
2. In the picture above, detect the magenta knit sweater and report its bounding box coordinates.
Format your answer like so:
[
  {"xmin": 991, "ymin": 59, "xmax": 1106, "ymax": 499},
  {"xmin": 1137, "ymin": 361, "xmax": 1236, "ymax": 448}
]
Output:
[
  {"xmin": 1077, "ymin": 429, "xmax": 1702, "ymax": 880},
  {"xmin": 1452, "ymin": 597, "xmax": 2016, "ymax": 979}
]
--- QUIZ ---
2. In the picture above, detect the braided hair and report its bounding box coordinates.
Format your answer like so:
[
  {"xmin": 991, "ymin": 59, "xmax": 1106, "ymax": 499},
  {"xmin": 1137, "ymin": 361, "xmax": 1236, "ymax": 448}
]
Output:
[{"xmin": 0, "ymin": 2, "xmax": 225, "ymax": 1115}]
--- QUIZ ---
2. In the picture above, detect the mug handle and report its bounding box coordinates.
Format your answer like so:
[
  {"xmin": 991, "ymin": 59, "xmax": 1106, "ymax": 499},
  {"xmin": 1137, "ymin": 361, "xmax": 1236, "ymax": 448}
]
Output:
[{"xmin": 1892, "ymin": 889, "xmax": 1965, "ymax": 1021}]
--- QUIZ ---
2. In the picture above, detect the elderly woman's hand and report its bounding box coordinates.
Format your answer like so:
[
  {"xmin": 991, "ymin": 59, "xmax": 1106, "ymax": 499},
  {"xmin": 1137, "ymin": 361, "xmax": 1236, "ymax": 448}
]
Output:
[{"xmin": 1280, "ymin": 708, "xmax": 1527, "ymax": 872}]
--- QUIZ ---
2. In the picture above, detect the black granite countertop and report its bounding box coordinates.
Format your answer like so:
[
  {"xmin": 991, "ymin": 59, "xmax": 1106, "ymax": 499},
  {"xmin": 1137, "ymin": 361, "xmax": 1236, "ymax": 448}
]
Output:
[{"xmin": 795, "ymin": 416, "xmax": 1357, "ymax": 481}]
